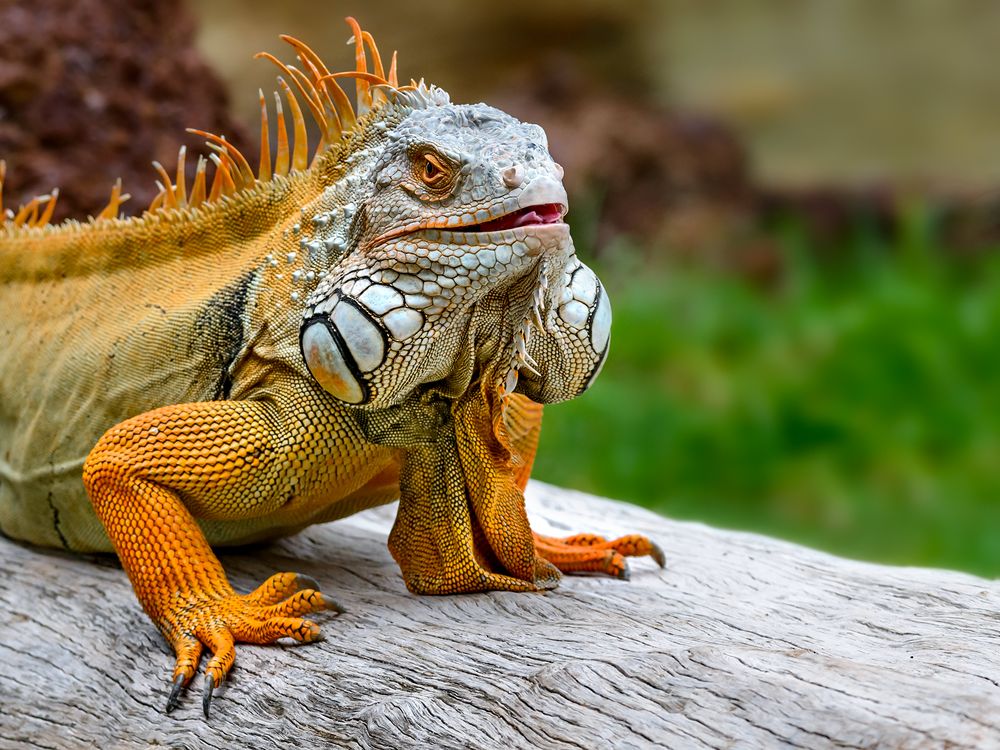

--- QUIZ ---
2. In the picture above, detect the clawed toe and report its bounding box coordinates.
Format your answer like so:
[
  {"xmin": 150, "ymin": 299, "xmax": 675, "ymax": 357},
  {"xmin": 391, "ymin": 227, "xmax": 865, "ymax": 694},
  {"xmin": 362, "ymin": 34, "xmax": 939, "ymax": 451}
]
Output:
[
  {"xmin": 161, "ymin": 572, "xmax": 339, "ymax": 717},
  {"xmin": 324, "ymin": 595, "xmax": 347, "ymax": 615},
  {"xmin": 616, "ymin": 561, "xmax": 631, "ymax": 581},
  {"xmin": 165, "ymin": 674, "xmax": 186, "ymax": 714},
  {"xmin": 202, "ymin": 674, "xmax": 215, "ymax": 719},
  {"xmin": 293, "ymin": 573, "xmax": 321, "ymax": 593},
  {"xmin": 650, "ymin": 541, "xmax": 666, "ymax": 568},
  {"xmin": 534, "ymin": 531, "xmax": 665, "ymax": 578}
]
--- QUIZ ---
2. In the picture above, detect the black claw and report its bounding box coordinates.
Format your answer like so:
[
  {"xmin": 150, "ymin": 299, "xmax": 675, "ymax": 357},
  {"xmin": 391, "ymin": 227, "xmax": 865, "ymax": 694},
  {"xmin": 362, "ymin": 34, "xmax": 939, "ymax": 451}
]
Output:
[
  {"xmin": 165, "ymin": 675, "xmax": 185, "ymax": 714},
  {"xmin": 295, "ymin": 573, "xmax": 321, "ymax": 592},
  {"xmin": 650, "ymin": 541, "xmax": 666, "ymax": 569},
  {"xmin": 326, "ymin": 597, "xmax": 347, "ymax": 615},
  {"xmin": 617, "ymin": 562, "xmax": 632, "ymax": 581},
  {"xmin": 202, "ymin": 675, "xmax": 215, "ymax": 719}
]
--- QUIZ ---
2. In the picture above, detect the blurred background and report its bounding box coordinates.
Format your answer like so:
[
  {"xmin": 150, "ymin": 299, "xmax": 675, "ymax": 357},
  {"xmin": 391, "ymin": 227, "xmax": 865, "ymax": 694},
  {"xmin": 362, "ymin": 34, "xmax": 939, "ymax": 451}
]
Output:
[{"xmin": 3, "ymin": 1, "xmax": 1000, "ymax": 575}]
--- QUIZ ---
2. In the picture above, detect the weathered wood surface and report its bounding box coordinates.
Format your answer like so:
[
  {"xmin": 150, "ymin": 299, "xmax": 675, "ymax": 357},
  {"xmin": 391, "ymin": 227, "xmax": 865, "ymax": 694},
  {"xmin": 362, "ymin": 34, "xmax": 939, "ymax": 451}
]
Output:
[{"xmin": 1, "ymin": 481, "xmax": 998, "ymax": 749}]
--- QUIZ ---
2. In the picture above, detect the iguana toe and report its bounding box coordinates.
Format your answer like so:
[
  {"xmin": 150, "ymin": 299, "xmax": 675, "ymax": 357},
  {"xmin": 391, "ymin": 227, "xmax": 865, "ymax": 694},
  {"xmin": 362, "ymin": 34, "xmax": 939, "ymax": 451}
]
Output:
[
  {"xmin": 161, "ymin": 572, "xmax": 332, "ymax": 716},
  {"xmin": 245, "ymin": 571, "xmax": 322, "ymax": 606},
  {"xmin": 325, "ymin": 597, "xmax": 347, "ymax": 615},
  {"xmin": 533, "ymin": 531, "xmax": 663, "ymax": 578},
  {"xmin": 295, "ymin": 574, "xmax": 348, "ymax": 610}
]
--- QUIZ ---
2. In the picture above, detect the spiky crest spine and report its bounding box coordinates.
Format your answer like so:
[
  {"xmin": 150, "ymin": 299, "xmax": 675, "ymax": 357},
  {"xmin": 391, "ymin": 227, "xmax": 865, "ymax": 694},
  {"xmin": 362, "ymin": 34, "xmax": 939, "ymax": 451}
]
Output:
[{"xmin": 0, "ymin": 17, "xmax": 439, "ymax": 234}]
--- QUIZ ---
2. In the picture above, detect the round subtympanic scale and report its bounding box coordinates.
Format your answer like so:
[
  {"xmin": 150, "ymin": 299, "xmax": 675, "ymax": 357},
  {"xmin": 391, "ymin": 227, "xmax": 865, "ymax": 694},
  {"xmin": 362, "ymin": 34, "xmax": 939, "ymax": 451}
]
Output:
[
  {"xmin": 332, "ymin": 302, "xmax": 386, "ymax": 373},
  {"xmin": 301, "ymin": 322, "xmax": 364, "ymax": 403}
]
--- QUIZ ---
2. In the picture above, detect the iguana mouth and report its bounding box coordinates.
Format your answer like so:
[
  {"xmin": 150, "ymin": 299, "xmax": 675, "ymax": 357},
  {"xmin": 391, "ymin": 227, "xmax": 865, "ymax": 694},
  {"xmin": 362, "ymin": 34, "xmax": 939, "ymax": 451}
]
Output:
[
  {"xmin": 462, "ymin": 203, "xmax": 565, "ymax": 233},
  {"xmin": 364, "ymin": 203, "xmax": 567, "ymax": 252}
]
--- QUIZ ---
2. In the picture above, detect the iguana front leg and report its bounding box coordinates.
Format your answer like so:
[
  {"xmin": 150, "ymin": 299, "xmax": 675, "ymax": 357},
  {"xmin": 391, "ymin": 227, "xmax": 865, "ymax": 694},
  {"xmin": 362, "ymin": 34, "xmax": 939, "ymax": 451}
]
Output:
[
  {"xmin": 380, "ymin": 387, "xmax": 662, "ymax": 594},
  {"xmin": 359, "ymin": 396, "xmax": 558, "ymax": 592},
  {"xmin": 450, "ymin": 386, "xmax": 563, "ymax": 589},
  {"xmin": 82, "ymin": 399, "xmax": 339, "ymax": 716},
  {"xmin": 389, "ymin": 434, "xmax": 560, "ymax": 593}
]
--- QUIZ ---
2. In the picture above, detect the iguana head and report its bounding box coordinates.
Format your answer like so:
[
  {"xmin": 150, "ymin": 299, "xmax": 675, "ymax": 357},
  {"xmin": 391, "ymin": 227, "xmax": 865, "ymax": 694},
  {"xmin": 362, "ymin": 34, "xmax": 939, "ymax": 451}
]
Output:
[{"xmin": 300, "ymin": 88, "xmax": 611, "ymax": 410}]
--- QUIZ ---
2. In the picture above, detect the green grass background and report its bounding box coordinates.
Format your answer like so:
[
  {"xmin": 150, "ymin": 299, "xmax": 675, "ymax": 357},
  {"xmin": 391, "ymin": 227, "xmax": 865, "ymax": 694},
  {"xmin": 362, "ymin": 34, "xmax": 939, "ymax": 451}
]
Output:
[{"xmin": 533, "ymin": 211, "xmax": 1000, "ymax": 577}]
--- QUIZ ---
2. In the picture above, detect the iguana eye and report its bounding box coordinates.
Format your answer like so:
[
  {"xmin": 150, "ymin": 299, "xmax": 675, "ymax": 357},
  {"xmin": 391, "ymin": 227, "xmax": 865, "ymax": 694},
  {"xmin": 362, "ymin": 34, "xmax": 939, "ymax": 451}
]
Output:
[{"xmin": 420, "ymin": 153, "xmax": 448, "ymax": 186}]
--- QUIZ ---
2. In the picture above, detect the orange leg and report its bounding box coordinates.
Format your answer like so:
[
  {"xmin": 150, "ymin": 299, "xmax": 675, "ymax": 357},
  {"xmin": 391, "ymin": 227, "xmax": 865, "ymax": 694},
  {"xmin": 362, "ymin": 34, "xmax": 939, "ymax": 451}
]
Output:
[{"xmin": 83, "ymin": 400, "xmax": 339, "ymax": 717}]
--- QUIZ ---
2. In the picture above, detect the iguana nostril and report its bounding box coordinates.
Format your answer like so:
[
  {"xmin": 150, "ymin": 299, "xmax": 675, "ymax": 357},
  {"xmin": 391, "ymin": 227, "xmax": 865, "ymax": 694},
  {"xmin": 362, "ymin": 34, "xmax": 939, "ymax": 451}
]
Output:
[
  {"xmin": 553, "ymin": 163, "xmax": 564, "ymax": 179},
  {"xmin": 502, "ymin": 165, "xmax": 524, "ymax": 189}
]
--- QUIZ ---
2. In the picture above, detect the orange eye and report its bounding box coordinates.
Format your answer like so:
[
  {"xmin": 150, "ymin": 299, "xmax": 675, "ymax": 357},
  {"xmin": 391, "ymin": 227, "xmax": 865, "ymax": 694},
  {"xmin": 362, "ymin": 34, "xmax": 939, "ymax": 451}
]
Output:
[{"xmin": 421, "ymin": 154, "xmax": 448, "ymax": 186}]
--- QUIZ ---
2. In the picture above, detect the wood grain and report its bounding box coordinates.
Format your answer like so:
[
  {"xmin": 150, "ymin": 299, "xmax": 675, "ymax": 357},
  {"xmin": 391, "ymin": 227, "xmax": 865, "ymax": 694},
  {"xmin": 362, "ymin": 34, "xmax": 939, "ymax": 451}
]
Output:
[{"xmin": 2, "ymin": 481, "xmax": 998, "ymax": 749}]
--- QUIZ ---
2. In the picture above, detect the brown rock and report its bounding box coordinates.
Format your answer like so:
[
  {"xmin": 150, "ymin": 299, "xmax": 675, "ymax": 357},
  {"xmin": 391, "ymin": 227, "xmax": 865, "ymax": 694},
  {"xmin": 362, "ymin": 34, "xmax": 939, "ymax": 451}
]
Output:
[{"xmin": 0, "ymin": 0, "xmax": 251, "ymax": 221}]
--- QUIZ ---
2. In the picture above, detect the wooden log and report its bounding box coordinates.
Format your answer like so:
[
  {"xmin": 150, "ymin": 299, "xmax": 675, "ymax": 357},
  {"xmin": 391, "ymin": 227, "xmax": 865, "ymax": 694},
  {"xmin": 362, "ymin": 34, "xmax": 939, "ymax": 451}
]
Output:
[{"xmin": 1, "ymin": 481, "xmax": 998, "ymax": 749}]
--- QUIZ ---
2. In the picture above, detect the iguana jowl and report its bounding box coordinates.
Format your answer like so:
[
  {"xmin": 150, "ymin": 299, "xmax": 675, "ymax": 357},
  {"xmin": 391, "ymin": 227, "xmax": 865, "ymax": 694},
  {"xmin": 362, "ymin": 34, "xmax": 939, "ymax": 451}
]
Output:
[{"xmin": 0, "ymin": 19, "xmax": 663, "ymax": 715}]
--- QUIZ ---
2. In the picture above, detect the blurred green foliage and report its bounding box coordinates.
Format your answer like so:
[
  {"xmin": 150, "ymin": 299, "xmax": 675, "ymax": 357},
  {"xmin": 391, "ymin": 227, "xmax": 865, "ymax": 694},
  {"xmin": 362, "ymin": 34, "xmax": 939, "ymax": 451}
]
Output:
[{"xmin": 534, "ymin": 209, "xmax": 1000, "ymax": 577}]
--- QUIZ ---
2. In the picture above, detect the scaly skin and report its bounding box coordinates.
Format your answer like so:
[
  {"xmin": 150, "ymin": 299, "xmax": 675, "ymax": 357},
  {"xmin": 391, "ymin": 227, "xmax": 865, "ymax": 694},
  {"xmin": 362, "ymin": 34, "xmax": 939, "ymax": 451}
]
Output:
[{"xmin": 0, "ymin": 21, "xmax": 663, "ymax": 716}]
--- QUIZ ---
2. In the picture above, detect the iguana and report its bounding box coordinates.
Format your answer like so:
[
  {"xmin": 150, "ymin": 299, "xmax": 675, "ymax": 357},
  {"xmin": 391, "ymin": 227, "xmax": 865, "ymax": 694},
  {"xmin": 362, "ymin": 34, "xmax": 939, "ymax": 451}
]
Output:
[{"xmin": 0, "ymin": 19, "xmax": 663, "ymax": 717}]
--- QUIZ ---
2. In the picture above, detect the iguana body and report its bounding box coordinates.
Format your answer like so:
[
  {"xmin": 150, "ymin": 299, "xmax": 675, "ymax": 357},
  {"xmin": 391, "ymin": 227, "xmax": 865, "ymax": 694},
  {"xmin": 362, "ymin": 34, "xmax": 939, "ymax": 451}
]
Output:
[{"xmin": 0, "ymin": 20, "xmax": 662, "ymax": 715}]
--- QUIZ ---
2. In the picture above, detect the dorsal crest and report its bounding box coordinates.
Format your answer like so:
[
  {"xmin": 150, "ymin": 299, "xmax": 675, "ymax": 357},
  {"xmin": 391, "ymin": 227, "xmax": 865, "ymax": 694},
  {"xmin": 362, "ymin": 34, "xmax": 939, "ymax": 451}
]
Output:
[{"xmin": 0, "ymin": 17, "xmax": 448, "ymax": 231}]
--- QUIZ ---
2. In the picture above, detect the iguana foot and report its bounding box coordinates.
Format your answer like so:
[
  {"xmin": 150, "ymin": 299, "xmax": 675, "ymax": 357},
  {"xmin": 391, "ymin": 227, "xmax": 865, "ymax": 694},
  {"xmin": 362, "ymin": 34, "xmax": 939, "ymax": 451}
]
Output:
[
  {"xmin": 533, "ymin": 532, "xmax": 665, "ymax": 579},
  {"xmin": 161, "ymin": 572, "xmax": 339, "ymax": 717}
]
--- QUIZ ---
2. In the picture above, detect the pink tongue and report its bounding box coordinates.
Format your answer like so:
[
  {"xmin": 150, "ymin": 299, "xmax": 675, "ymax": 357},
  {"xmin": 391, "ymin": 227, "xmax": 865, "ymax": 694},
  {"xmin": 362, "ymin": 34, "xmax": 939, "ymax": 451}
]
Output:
[
  {"xmin": 479, "ymin": 204, "xmax": 563, "ymax": 231},
  {"xmin": 511, "ymin": 209, "xmax": 545, "ymax": 228}
]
